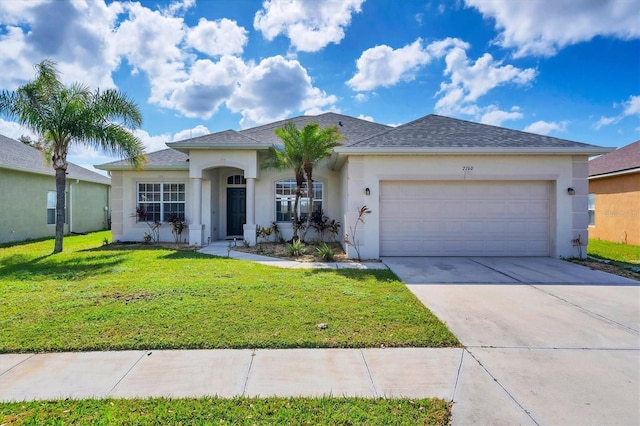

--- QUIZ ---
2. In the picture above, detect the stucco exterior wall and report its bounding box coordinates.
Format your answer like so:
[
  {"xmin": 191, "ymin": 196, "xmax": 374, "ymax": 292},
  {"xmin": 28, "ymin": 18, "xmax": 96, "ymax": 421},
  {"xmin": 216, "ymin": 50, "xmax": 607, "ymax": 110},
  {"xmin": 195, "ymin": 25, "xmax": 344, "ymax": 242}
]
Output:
[
  {"xmin": 109, "ymin": 157, "xmax": 343, "ymax": 244},
  {"xmin": 588, "ymin": 172, "xmax": 640, "ymax": 245},
  {"xmin": 0, "ymin": 169, "xmax": 109, "ymax": 244},
  {"xmin": 346, "ymin": 154, "xmax": 581, "ymax": 259},
  {"xmin": 109, "ymin": 169, "xmax": 190, "ymax": 243},
  {"xmin": 69, "ymin": 180, "xmax": 110, "ymax": 233}
]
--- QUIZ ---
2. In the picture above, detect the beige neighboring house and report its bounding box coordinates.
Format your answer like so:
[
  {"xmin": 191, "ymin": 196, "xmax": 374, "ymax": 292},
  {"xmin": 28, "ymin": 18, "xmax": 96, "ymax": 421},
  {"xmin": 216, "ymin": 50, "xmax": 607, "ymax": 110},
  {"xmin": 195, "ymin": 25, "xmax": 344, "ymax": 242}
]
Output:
[
  {"xmin": 588, "ymin": 140, "xmax": 640, "ymax": 245},
  {"xmin": 0, "ymin": 134, "xmax": 111, "ymax": 244},
  {"xmin": 98, "ymin": 113, "xmax": 610, "ymax": 259}
]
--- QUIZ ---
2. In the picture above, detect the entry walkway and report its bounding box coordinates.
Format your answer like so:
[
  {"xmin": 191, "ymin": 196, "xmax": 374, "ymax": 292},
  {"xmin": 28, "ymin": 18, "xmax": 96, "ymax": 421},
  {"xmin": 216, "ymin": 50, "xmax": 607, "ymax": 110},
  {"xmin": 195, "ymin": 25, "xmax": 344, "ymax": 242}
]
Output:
[{"xmin": 198, "ymin": 240, "xmax": 387, "ymax": 270}]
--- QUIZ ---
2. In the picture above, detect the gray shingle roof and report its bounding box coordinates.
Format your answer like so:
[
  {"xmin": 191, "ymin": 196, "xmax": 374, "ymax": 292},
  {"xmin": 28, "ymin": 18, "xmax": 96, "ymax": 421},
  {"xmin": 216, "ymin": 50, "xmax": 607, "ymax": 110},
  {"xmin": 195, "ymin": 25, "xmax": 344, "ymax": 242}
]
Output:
[
  {"xmin": 0, "ymin": 134, "xmax": 110, "ymax": 185},
  {"xmin": 97, "ymin": 148, "xmax": 188, "ymax": 170},
  {"xmin": 170, "ymin": 129, "xmax": 263, "ymax": 146},
  {"xmin": 240, "ymin": 112, "xmax": 391, "ymax": 145},
  {"xmin": 347, "ymin": 114, "xmax": 606, "ymax": 149},
  {"xmin": 589, "ymin": 140, "xmax": 640, "ymax": 176}
]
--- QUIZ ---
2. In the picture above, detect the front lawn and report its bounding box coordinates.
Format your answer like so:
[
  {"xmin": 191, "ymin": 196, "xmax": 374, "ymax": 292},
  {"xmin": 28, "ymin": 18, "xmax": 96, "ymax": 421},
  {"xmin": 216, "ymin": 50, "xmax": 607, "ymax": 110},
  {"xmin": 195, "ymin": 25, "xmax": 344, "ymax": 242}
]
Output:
[{"xmin": 0, "ymin": 232, "xmax": 458, "ymax": 352}]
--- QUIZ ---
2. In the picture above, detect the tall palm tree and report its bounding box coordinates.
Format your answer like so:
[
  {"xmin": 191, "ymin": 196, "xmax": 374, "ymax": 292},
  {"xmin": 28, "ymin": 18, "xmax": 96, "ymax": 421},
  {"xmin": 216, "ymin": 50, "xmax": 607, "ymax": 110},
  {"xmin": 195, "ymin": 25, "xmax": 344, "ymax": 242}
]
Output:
[
  {"xmin": 298, "ymin": 122, "xmax": 342, "ymax": 230},
  {"xmin": 0, "ymin": 60, "xmax": 146, "ymax": 253},
  {"xmin": 263, "ymin": 121, "xmax": 342, "ymax": 240},
  {"xmin": 263, "ymin": 122, "xmax": 305, "ymax": 240}
]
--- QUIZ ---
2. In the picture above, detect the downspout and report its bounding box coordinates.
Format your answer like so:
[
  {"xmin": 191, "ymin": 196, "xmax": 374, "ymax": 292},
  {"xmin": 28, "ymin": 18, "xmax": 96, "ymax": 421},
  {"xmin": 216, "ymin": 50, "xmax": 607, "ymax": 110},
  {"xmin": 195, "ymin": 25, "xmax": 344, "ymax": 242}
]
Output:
[{"xmin": 69, "ymin": 179, "xmax": 80, "ymax": 233}]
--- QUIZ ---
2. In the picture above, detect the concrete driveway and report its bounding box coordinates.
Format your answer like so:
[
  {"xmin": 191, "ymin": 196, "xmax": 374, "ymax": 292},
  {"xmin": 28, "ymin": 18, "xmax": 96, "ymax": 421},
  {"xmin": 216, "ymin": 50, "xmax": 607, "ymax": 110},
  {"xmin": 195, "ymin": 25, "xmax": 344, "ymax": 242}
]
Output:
[{"xmin": 383, "ymin": 257, "xmax": 640, "ymax": 426}]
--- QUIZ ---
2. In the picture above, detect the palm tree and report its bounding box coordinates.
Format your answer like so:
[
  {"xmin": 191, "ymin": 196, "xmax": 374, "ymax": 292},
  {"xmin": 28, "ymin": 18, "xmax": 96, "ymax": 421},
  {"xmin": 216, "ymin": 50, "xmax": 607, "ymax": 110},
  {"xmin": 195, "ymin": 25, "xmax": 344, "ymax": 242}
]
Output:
[
  {"xmin": 297, "ymin": 122, "xmax": 342, "ymax": 231},
  {"xmin": 263, "ymin": 121, "xmax": 342, "ymax": 240},
  {"xmin": 263, "ymin": 122, "xmax": 305, "ymax": 240},
  {"xmin": 0, "ymin": 60, "xmax": 146, "ymax": 253}
]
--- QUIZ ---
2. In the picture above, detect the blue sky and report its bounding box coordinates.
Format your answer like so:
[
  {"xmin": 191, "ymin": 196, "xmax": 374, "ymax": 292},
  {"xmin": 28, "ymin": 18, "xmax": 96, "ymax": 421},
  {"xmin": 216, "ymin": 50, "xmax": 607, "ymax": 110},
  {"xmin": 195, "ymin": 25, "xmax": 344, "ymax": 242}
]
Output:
[{"xmin": 1, "ymin": 0, "xmax": 638, "ymax": 173}]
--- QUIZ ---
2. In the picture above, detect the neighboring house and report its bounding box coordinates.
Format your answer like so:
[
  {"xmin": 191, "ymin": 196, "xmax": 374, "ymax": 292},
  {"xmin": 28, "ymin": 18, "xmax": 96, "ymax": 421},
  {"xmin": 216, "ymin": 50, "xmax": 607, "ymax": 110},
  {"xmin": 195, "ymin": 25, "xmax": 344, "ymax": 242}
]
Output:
[
  {"xmin": 0, "ymin": 134, "xmax": 111, "ymax": 244},
  {"xmin": 97, "ymin": 113, "xmax": 610, "ymax": 259},
  {"xmin": 588, "ymin": 140, "xmax": 640, "ymax": 245}
]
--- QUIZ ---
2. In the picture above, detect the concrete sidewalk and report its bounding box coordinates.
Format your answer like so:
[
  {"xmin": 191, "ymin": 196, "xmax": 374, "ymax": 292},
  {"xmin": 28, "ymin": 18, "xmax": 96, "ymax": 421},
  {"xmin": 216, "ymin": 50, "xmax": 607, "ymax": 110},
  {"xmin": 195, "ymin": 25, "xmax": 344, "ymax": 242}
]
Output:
[
  {"xmin": 197, "ymin": 240, "xmax": 388, "ymax": 270},
  {"xmin": 0, "ymin": 348, "xmax": 462, "ymax": 402}
]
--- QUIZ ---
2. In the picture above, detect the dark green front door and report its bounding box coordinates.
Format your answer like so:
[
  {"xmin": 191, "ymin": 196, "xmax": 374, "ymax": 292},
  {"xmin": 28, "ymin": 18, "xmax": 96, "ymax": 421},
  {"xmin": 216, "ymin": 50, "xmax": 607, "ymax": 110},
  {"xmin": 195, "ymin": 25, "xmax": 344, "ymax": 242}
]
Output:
[{"xmin": 227, "ymin": 188, "xmax": 246, "ymax": 236}]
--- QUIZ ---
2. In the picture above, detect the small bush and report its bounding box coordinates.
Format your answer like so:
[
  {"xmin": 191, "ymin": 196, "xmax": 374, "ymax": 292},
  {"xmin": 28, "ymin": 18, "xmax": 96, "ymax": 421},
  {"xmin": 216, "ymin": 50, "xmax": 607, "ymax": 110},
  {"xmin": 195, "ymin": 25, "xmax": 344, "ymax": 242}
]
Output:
[
  {"xmin": 315, "ymin": 243, "xmax": 335, "ymax": 261},
  {"xmin": 286, "ymin": 239, "xmax": 306, "ymax": 257}
]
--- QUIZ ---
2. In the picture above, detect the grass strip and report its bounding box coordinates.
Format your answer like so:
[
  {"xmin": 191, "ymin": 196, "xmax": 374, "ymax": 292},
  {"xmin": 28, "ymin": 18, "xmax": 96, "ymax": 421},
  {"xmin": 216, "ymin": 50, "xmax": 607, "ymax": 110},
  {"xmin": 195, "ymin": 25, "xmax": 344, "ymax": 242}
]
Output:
[{"xmin": 0, "ymin": 396, "xmax": 450, "ymax": 425}]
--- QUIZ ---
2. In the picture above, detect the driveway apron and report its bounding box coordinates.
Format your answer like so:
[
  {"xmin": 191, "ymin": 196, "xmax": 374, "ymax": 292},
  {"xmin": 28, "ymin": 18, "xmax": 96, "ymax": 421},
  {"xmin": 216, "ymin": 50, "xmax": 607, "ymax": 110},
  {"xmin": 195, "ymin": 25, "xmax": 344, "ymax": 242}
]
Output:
[{"xmin": 384, "ymin": 256, "xmax": 640, "ymax": 426}]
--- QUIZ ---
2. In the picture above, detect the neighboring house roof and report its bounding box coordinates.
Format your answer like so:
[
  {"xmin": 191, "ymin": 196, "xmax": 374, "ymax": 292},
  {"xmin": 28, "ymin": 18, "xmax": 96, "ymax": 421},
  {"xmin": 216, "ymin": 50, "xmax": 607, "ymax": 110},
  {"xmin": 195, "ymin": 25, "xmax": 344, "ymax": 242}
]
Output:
[
  {"xmin": 339, "ymin": 114, "xmax": 610, "ymax": 154},
  {"xmin": 0, "ymin": 134, "xmax": 111, "ymax": 185},
  {"xmin": 589, "ymin": 140, "xmax": 640, "ymax": 177}
]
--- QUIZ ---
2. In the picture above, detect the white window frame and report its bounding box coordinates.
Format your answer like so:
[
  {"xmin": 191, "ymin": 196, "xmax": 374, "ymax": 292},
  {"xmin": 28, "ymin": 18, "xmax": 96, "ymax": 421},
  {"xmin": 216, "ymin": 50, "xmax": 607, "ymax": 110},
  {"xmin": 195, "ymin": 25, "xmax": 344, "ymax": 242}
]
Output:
[
  {"xmin": 137, "ymin": 183, "xmax": 186, "ymax": 223},
  {"xmin": 588, "ymin": 193, "xmax": 595, "ymax": 226},
  {"xmin": 275, "ymin": 178, "xmax": 323, "ymax": 223},
  {"xmin": 46, "ymin": 191, "xmax": 56, "ymax": 225}
]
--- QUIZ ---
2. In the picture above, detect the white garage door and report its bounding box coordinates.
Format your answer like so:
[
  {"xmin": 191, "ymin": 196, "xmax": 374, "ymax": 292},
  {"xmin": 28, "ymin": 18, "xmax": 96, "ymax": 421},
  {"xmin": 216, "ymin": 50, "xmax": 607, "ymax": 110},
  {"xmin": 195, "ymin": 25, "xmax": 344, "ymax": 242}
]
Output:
[{"xmin": 380, "ymin": 181, "xmax": 550, "ymax": 256}]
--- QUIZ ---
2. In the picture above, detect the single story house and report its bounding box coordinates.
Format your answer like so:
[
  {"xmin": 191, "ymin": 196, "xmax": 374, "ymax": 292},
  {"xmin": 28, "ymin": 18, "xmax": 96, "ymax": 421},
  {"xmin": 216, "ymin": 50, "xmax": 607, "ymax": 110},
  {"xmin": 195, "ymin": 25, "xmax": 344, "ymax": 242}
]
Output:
[
  {"xmin": 0, "ymin": 134, "xmax": 111, "ymax": 244},
  {"xmin": 588, "ymin": 140, "xmax": 640, "ymax": 245},
  {"xmin": 97, "ymin": 113, "xmax": 610, "ymax": 259}
]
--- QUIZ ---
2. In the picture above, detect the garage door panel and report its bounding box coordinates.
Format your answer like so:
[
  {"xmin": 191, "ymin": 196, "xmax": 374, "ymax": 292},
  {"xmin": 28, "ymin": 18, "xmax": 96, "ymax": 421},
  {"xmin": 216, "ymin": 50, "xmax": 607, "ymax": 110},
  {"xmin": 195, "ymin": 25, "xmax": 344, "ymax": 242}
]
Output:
[{"xmin": 380, "ymin": 181, "xmax": 550, "ymax": 256}]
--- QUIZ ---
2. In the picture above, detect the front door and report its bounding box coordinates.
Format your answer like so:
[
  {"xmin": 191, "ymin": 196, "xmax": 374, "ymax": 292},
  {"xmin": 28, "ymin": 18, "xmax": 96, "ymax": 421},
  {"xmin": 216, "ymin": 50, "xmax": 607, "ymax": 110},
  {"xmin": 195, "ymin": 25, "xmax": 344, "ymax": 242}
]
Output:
[{"xmin": 226, "ymin": 188, "xmax": 246, "ymax": 236}]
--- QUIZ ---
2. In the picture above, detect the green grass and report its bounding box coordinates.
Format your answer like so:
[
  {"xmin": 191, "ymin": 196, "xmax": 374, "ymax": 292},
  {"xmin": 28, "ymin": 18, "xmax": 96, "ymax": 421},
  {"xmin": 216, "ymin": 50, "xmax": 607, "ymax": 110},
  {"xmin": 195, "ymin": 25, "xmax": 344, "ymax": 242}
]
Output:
[
  {"xmin": 588, "ymin": 239, "xmax": 640, "ymax": 264},
  {"xmin": 0, "ymin": 232, "xmax": 458, "ymax": 353},
  {"xmin": 0, "ymin": 397, "xmax": 451, "ymax": 425}
]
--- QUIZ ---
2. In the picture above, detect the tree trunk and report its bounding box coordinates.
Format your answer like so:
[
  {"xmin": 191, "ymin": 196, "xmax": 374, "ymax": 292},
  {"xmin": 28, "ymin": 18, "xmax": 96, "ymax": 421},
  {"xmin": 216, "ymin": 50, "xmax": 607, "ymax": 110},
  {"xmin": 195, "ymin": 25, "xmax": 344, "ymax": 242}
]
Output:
[{"xmin": 53, "ymin": 166, "xmax": 67, "ymax": 253}]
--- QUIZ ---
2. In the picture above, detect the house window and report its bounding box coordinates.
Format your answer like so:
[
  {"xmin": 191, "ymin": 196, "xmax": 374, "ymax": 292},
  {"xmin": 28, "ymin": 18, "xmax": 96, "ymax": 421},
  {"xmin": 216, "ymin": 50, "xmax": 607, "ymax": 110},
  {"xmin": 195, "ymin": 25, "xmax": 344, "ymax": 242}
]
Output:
[
  {"xmin": 137, "ymin": 183, "xmax": 185, "ymax": 222},
  {"xmin": 227, "ymin": 175, "xmax": 246, "ymax": 185},
  {"xmin": 46, "ymin": 191, "xmax": 56, "ymax": 225},
  {"xmin": 275, "ymin": 178, "xmax": 323, "ymax": 222},
  {"xmin": 588, "ymin": 193, "xmax": 595, "ymax": 226}
]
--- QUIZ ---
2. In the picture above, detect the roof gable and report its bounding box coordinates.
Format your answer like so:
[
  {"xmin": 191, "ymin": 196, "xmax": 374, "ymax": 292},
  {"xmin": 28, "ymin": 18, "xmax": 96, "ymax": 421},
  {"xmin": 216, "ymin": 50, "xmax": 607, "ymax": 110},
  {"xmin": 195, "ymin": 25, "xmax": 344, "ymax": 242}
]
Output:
[
  {"xmin": 240, "ymin": 112, "xmax": 391, "ymax": 145},
  {"xmin": 347, "ymin": 114, "xmax": 605, "ymax": 150},
  {"xmin": 0, "ymin": 134, "xmax": 110, "ymax": 185},
  {"xmin": 589, "ymin": 140, "xmax": 640, "ymax": 176}
]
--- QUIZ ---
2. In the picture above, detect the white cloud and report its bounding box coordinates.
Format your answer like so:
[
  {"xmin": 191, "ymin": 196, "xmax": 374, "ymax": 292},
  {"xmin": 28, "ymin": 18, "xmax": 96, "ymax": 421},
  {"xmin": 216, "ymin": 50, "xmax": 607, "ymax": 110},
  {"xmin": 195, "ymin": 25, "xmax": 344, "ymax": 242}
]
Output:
[
  {"xmin": 0, "ymin": 1, "xmax": 339, "ymax": 131},
  {"xmin": 173, "ymin": 125, "xmax": 210, "ymax": 141},
  {"xmin": 354, "ymin": 93, "xmax": 368, "ymax": 102},
  {"xmin": 357, "ymin": 114, "xmax": 374, "ymax": 122},
  {"xmin": 465, "ymin": 0, "xmax": 640, "ymax": 57},
  {"xmin": 524, "ymin": 120, "xmax": 568, "ymax": 135},
  {"xmin": 347, "ymin": 39, "xmax": 431, "ymax": 91},
  {"xmin": 480, "ymin": 106, "xmax": 523, "ymax": 126},
  {"xmin": 254, "ymin": 0, "xmax": 365, "ymax": 52},
  {"xmin": 227, "ymin": 56, "xmax": 337, "ymax": 128},
  {"xmin": 0, "ymin": 0, "xmax": 120, "ymax": 90},
  {"xmin": 187, "ymin": 18, "xmax": 248, "ymax": 57},
  {"xmin": 0, "ymin": 118, "xmax": 37, "ymax": 140},
  {"xmin": 434, "ymin": 45, "xmax": 536, "ymax": 121},
  {"xmin": 594, "ymin": 95, "xmax": 640, "ymax": 129}
]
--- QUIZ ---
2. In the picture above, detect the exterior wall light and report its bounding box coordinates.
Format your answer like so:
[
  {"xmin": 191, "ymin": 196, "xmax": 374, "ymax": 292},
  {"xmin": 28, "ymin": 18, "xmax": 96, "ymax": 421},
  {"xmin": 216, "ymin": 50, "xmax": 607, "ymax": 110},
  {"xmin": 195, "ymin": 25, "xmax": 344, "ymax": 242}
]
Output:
[
  {"xmin": 567, "ymin": 187, "xmax": 575, "ymax": 195},
  {"xmin": 365, "ymin": 188, "xmax": 371, "ymax": 196}
]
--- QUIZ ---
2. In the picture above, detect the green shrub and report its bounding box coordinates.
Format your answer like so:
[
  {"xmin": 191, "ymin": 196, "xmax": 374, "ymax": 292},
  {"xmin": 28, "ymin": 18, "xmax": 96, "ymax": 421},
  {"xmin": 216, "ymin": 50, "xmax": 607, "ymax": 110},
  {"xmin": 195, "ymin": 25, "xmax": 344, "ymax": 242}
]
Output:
[
  {"xmin": 286, "ymin": 239, "xmax": 306, "ymax": 257},
  {"xmin": 315, "ymin": 243, "xmax": 335, "ymax": 261}
]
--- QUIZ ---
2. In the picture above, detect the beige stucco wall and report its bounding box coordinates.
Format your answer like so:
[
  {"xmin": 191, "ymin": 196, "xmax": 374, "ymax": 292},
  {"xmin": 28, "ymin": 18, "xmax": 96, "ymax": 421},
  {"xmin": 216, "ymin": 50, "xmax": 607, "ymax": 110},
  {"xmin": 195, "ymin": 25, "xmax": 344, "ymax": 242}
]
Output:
[
  {"xmin": 0, "ymin": 169, "xmax": 109, "ymax": 244},
  {"xmin": 109, "ymin": 169, "xmax": 190, "ymax": 242},
  {"xmin": 588, "ymin": 172, "xmax": 640, "ymax": 245},
  {"xmin": 110, "ymin": 154, "xmax": 343, "ymax": 245},
  {"xmin": 344, "ymin": 154, "xmax": 583, "ymax": 259}
]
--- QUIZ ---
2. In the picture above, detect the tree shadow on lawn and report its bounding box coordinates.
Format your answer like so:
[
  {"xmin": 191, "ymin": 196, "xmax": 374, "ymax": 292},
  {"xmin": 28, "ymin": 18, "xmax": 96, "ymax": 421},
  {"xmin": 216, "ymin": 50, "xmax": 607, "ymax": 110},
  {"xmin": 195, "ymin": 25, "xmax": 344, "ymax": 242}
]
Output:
[
  {"xmin": 0, "ymin": 252, "xmax": 128, "ymax": 281},
  {"xmin": 304, "ymin": 266, "xmax": 400, "ymax": 283}
]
